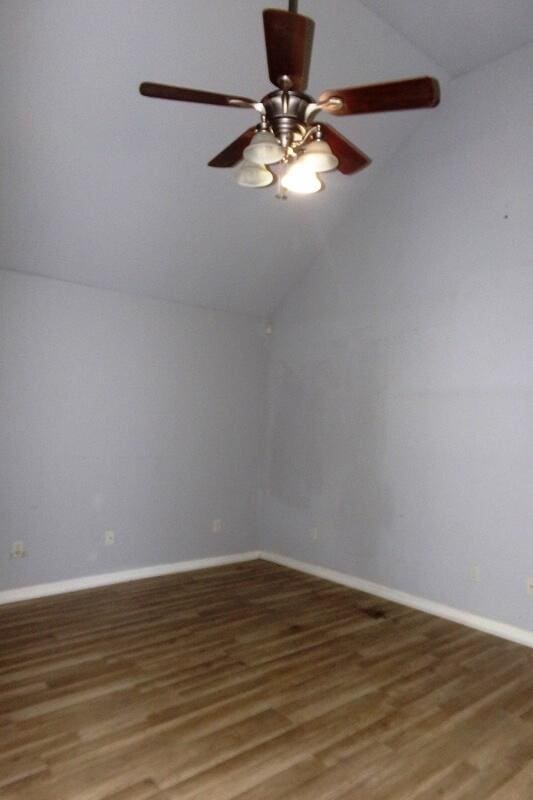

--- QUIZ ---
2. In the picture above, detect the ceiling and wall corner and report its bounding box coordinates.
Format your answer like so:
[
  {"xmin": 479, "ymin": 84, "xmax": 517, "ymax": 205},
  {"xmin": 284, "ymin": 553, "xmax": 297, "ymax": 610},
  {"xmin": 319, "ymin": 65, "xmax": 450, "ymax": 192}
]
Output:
[
  {"xmin": 1, "ymin": 0, "xmax": 449, "ymax": 318},
  {"xmin": 359, "ymin": 0, "xmax": 533, "ymax": 77},
  {"xmin": 1, "ymin": 3, "xmax": 530, "ymax": 317}
]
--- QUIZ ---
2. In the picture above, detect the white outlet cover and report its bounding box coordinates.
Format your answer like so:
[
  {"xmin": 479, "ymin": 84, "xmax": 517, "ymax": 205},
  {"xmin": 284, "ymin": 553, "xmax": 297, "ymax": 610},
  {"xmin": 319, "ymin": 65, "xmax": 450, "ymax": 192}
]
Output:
[
  {"xmin": 104, "ymin": 530, "xmax": 115, "ymax": 545},
  {"xmin": 212, "ymin": 519, "xmax": 222, "ymax": 534},
  {"xmin": 469, "ymin": 565, "xmax": 481, "ymax": 583},
  {"xmin": 11, "ymin": 541, "xmax": 26, "ymax": 557}
]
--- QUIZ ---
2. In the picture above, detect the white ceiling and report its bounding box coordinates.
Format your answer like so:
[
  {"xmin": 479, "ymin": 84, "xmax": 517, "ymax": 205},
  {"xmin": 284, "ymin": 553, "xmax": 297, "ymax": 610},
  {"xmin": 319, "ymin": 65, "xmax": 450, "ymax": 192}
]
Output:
[{"xmin": 0, "ymin": 1, "xmax": 529, "ymax": 317}]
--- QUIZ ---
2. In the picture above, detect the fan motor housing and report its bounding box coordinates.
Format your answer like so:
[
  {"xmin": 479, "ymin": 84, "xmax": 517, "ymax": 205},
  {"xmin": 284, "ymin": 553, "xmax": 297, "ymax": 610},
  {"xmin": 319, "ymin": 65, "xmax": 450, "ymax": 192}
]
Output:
[{"xmin": 262, "ymin": 90, "xmax": 313, "ymax": 145}]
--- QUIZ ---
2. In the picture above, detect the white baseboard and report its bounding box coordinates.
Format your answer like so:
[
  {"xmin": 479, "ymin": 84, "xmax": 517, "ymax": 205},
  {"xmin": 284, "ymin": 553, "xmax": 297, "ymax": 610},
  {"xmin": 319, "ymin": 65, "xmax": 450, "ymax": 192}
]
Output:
[
  {"xmin": 257, "ymin": 551, "xmax": 533, "ymax": 650},
  {"xmin": 0, "ymin": 551, "xmax": 261, "ymax": 605},
  {"xmin": 2, "ymin": 549, "xmax": 531, "ymax": 649}
]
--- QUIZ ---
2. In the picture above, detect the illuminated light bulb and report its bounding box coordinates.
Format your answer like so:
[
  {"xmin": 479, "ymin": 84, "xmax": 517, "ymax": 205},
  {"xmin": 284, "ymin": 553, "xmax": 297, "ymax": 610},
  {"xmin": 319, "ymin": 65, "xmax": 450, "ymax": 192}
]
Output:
[
  {"xmin": 299, "ymin": 139, "xmax": 339, "ymax": 172},
  {"xmin": 235, "ymin": 160, "xmax": 273, "ymax": 188},
  {"xmin": 281, "ymin": 161, "xmax": 322, "ymax": 194},
  {"xmin": 243, "ymin": 130, "xmax": 284, "ymax": 165}
]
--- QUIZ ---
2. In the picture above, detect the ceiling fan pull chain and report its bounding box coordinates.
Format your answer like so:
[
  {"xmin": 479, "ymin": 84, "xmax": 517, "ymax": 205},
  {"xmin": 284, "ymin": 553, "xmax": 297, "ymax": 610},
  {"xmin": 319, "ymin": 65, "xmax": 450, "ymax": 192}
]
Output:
[{"xmin": 276, "ymin": 170, "xmax": 288, "ymax": 200}]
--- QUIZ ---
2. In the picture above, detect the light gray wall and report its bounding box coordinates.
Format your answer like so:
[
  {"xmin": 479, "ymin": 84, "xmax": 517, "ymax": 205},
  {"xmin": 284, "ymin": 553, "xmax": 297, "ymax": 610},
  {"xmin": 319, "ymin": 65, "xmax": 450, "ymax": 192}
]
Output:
[
  {"xmin": 1, "ymin": 270, "xmax": 265, "ymax": 589},
  {"xmin": 261, "ymin": 45, "xmax": 533, "ymax": 631}
]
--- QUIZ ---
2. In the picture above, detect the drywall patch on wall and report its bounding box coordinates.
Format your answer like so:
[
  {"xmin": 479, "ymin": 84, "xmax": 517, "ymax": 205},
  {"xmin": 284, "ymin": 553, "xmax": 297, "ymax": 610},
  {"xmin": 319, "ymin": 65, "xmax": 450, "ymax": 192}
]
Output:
[
  {"xmin": 266, "ymin": 336, "xmax": 394, "ymax": 564},
  {"xmin": 269, "ymin": 360, "xmax": 325, "ymax": 510}
]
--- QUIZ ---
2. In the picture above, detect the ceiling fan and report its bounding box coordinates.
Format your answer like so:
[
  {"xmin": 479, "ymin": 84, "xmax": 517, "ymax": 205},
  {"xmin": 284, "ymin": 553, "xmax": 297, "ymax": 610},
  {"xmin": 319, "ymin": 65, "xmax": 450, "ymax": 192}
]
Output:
[{"xmin": 140, "ymin": 0, "xmax": 440, "ymax": 197}]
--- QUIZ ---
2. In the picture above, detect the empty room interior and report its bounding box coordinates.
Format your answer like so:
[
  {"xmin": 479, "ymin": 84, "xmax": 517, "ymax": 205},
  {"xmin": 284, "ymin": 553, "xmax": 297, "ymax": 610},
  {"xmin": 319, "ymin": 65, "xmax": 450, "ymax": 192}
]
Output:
[{"xmin": 1, "ymin": 1, "xmax": 533, "ymax": 798}]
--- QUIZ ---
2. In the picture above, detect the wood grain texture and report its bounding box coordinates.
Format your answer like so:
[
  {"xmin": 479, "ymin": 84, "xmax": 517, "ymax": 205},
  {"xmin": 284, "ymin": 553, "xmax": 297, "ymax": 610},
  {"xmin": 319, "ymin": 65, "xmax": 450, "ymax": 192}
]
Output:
[
  {"xmin": 318, "ymin": 76, "xmax": 440, "ymax": 115},
  {"xmin": 1, "ymin": 559, "xmax": 532, "ymax": 799},
  {"xmin": 262, "ymin": 9, "xmax": 314, "ymax": 91}
]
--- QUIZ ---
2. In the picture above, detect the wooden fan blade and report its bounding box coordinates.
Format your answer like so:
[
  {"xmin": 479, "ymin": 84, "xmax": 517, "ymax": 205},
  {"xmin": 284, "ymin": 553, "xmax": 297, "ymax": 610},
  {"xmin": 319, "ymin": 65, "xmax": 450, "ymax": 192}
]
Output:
[
  {"xmin": 139, "ymin": 82, "xmax": 258, "ymax": 109},
  {"xmin": 320, "ymin": 124, "xmax": 371, "ymax": 175},
  {"xmin": 318, "ymin": 76, "xmax": 440, "ymax": 115},
  {"xmin": 263, "ymin": 9, "xmax": 314, "ymax": 91},
  {"xmin": 208, "ymin": 127, "xmax": 257, "ymax": 167}
]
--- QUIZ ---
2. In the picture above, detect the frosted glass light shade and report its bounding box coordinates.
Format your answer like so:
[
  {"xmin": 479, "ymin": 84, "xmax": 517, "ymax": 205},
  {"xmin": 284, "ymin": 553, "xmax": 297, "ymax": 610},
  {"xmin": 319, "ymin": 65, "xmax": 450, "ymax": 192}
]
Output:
[
  {"xmin": 300, "ymin": 139, "xmax": 339, "ymax": 172},
  {"xmin": 243, "ymin": 130, "xmax": 284, "ymax": 165},
  {"xmin": 236, "ymin": 160, "xmax": 273, "ymax": 188},
  {"xmin": 281, "ymin": 161, "xmax": 321, "ymax": 194}
]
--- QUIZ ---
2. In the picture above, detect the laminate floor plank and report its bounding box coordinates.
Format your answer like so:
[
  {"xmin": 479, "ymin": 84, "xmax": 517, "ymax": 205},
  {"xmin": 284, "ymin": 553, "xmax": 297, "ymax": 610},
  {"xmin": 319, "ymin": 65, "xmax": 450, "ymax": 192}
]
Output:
[{"xmin": 1, "ymin": 559, "xmax": 532, "ymax": 799}]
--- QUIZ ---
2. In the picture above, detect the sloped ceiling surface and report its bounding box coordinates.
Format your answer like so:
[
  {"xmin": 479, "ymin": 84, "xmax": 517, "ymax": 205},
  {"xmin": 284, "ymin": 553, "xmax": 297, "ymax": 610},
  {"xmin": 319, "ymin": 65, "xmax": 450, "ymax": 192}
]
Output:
[
  {"xmin": 360, "ymin": 0, "xmax": 533, "ymax": 77},
  {"xmin": 0, "ymin": 1, "xmax": 527, "ymax": 316}
]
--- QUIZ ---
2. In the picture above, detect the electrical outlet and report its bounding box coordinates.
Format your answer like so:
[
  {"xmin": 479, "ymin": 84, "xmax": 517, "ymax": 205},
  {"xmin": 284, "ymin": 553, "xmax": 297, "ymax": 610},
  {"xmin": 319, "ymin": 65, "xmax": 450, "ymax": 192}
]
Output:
[
  {"xmin": 527, "ymin": 578, "xmax": 533, "ymax": 597},
  {"xmin": 469, "ymin": 565, "xmax": 481, "ymax": 583},
  {"xmin": 212, "ymin": 519, "xmax": 222, "ymax": 534},
  {"xmin": 309, "ymin": 527, "xmax": 318, "ymax": 541},
  {"xmin": 11, "ymin": 541, "xmax": 26, "ymax": 558},
  {"xmin": 104, "ymin": 529, "xmax": 115, "ymax": 546}
]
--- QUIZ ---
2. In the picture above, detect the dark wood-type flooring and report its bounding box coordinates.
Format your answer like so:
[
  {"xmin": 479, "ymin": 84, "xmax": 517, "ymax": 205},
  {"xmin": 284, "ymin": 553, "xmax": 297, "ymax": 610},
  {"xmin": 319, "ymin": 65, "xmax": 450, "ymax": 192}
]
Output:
[{"xmin": 1, "ymin": 559, "xmax": 532, "ymax": 799}]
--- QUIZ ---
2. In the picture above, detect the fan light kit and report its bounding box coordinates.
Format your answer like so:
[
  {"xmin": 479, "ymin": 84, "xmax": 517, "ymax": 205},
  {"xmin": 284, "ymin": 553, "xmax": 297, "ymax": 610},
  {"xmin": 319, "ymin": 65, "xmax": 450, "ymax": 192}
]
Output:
[{"xmin": 140, "ymin": 0, "xmax": 440, "ymax": 199}]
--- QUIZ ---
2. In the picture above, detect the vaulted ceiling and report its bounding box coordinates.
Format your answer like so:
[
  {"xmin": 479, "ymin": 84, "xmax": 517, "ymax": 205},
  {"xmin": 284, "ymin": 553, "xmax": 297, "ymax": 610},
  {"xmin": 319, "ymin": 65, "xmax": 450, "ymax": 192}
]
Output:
[
  {"xmin": 1, "ymin": 1, "xmax": 531, "ymax": 316},
  {"xmin": 360, "ymin": 0, "xmax": 533, "ymax": 77}
]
